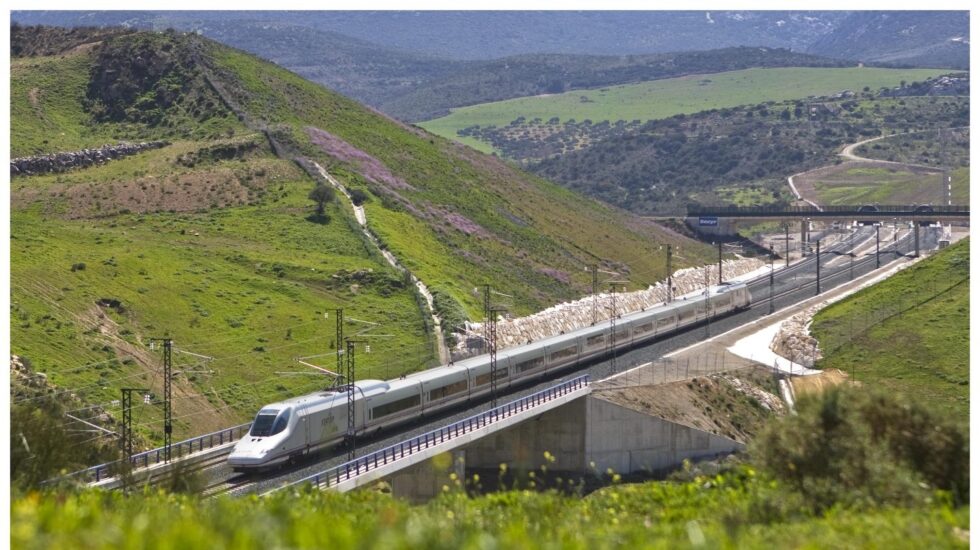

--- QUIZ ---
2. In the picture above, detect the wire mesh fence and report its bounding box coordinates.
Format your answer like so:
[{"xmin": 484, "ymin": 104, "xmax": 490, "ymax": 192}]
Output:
[
  {"xmin": 593, "ymin": 352, "xmax": 753, "ymax": 390},
  {"xmin": 812, "ymin": 274, "xmax": 968, "ymax": 356}
]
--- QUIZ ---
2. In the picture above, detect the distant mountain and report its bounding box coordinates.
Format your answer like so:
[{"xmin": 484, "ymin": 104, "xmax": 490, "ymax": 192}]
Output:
[
  {"xmin": 168, "ymin": 20, "xmax": 471, "ymax": 111},
  {"xmin": 806, "ymin": 11, "xmax": 969, "ymax": 69},
  {"xmin": 10, "ymin": 10, "xmax": 852, "ymax": 59},
  {"xmin": 11, "ymin": 11, "xmax": 968, "ymax": 123}
]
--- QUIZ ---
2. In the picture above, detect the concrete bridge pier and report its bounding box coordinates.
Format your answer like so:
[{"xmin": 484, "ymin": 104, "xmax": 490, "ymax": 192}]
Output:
[
  {"xmin": 914, "ymin": 223, "xmax": 920, "ymax": 257},
  {"xmin": 377, "ymin": 389, "xmax": 745, "ymax": 502},
  {"xmin": 800, "ymin": 219, "xmax": 808, "ymax": 257},
  {"xmin": 387, "ymin": 449, "xmax": 466, "ymax": 502}
]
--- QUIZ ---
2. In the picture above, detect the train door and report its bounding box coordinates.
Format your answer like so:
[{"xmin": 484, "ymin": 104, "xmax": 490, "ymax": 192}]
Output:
[{"xmin": 301, "ymin": 412, "xmax": 311, "ymax": 451}]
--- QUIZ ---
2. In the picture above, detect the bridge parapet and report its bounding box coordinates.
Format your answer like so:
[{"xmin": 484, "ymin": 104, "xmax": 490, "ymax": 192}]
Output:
[{"xmin": 272, "ymin": 375, "xmax": 591, "ymax": 494}]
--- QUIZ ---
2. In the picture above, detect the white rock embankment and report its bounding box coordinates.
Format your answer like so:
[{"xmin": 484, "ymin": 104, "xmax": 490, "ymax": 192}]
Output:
[
  {"xmin": 770, "ymin": 306, "xmax": 823, "ymax": 368},
  {"xmin": 456, "ymin": 257, "xmax": 764, "ymax": 354}
]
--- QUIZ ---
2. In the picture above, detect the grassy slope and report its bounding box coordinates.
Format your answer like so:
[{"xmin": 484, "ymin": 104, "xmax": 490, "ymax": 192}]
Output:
[
  {"xmin": 11, "ymin": 32, "xmax": 710, "ymax": 444},
  {"xmin": 419, "ymin": 67, "xmax": 951, "ymax": 153},
  {"xmin": 9, "ymin": 43, "xmax": 434, "ymax": 441},
  {"xmin": 11, "ymin": 49, "xmax": 241, "ymax": 157},
  {"xmin": 12, "ymin": 477, "xmax": 968, "ymax": 549},
  {"xmin": 10, "ymin": 176, "xmax": 434, "ymax": 438},
  {"xmin": 208, "ymin": 42, "xmax": 709, "ymax": 318},
  {"xmin": 811, "ymin": 238, "xmax": 969, "ymax": 424},
  {"xmin": 11, "ymin": 51, "xmax": 120, "ymax": 157}
]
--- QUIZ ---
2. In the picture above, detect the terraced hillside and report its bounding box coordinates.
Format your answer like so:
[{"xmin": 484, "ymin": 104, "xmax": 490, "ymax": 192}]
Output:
[{"xmin": 10, "ymin": 29, "xmax": 708, "ymax": 452}]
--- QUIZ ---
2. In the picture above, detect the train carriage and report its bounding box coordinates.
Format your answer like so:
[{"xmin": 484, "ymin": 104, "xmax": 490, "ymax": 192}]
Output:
[{"xmin": 229, "ymin": 282, "xmax": 751, "ymax": 470}]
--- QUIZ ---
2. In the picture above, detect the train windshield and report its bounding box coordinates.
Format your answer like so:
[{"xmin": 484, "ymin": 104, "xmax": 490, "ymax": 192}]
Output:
[{"xmin": 249, "ymin": 409, "xmax": 290, "ymax": 437}]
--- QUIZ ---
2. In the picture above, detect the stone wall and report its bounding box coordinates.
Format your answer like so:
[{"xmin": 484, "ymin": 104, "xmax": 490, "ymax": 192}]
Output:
[
  {"xmin": 10, "ymin": 141, "xmax": 168, "ymax": 176},
  {"xmin": 455, "ymin": 257, "xmax": 763, "ymax": 356}
]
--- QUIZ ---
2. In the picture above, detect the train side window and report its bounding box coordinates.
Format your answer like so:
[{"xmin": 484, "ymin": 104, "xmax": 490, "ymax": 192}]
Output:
[
  {"xmin": 549, "ymin": 345, "xmax": 578, "ymax": 362},
  {"xmin": 475, "ymin": 368, "xmax": 509, "ymax": 386},
  {"xmin": 372, "ymin": 395, "xmax": 421, "ymax": 419},
  {"xmin": 517, "ymin": 357, "xmax": 545, "ymax": 373},
  {"xmin": 657, "ymin": 316, "xmax": 674, "ymax": 328},
  {"xmin": 429, "ymin": 379, "xmax": 468, "ymax": 401},
  {"xmin": 615, "ymin": 328, "xmax": 630, "ymax": 341},
  {"xmin": 585, "ymin": 334, "xmax": 606, "ymax": 348},
  {"xmin": 634, "ymin": 322, "xmax": 654, "ymax": 334}
]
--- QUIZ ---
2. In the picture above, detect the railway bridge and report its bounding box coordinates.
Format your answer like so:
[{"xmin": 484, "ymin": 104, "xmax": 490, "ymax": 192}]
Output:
[{"xmin": 266, "ymin": 373, "xmax": 740, "ymax": 501}]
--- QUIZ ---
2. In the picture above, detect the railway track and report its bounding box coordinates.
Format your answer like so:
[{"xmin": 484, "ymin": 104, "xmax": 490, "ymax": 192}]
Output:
[{"xmin": 65, "ymin": 226, "xmax": 936, "ymax": 496}]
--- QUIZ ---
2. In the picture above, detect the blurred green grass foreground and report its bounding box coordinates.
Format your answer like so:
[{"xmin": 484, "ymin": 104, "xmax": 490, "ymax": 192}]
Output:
[{"xmin": 12, "ymin": 386, "xmax": 969, "ymax": 549}]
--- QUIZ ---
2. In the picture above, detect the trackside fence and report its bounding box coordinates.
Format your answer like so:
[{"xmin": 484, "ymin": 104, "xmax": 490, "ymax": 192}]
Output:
[
  {"xmin": 44, "ymin": 423, "xmax": 252, "ymax": 485},
  {"xmin": 275, "ymin": 375, "xmax": 591, "ymax": 493}
]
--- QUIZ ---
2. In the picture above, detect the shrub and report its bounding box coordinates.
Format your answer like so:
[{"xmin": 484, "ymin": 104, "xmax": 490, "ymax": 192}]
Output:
[
  {"xmin": 349, "ymin": 188, "xmax": 370, "ymax": 206},
  {"xmin": 751, "ymin": 386, "xmax": 968, "ymax": 512},
  {"xmin": 430, "ymin": 288, "xmax": 469, "ymax": 344},
  {"xmin": 70, "ymin": 262, "xmax": 86, "ymax": 272}
]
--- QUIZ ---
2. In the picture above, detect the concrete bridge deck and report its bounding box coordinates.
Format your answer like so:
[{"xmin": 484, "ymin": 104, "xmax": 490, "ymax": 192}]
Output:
[{"xmin": 269, "ymin": 376, "xmax": 591, "ymax": 494}]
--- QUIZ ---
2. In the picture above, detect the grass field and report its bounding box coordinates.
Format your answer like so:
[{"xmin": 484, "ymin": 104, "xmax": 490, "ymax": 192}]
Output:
[
  {"xmin": 810, "ymin": 238, "xmax": 969, "ymax": 425},
  {"xmin": 419, "ymin": 67, "xmax": 951, "ymax": 153},
  {"xmin": 807, "ymin": 164, "xmax": 957, "ymax": 206},
  {"xmin": 13, "ymin": 470, "xmax": 969, "ymax": 549},
  {"xmin": 951, "ymin": 167, "xmax": 970, "ymax": 203},
  {"xmin": 10, "ymin": 177, "xmax": 436, "ymax": 440}
]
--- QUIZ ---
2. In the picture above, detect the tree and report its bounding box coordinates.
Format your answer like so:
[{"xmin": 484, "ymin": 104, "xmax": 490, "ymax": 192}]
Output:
[
  {"xmin": 308, "ymin": 184, "xmax": 335, "ymax": 217},
  {"xmin": 349, "ymin": 188, "xmax": 370, "ymax": 206}
]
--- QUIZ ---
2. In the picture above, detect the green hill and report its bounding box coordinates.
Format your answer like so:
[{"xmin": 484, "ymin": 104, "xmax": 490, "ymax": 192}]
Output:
[
  {"xmin": 10, "ymin": 28, "xmax": 708, "ymax": 453},
  {"xmin": 811, "ymin": 238, "xmax": 969, "ymax": 425},
  {"xmin": 419, "ymin": 66, "xmax": 952, "ymax": 154},
  {"xmin": 529, "ymin": 93, "xmax": 967, "ymax": 215},
  {"xmin": 385, "ymin": 47, "xmax": 855, "ymax": 122}
]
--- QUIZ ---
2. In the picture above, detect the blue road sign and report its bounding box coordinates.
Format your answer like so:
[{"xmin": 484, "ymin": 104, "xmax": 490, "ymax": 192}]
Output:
[{"xmin": 699, "ymin": 216, "xmax": 719, "ymax": 227}]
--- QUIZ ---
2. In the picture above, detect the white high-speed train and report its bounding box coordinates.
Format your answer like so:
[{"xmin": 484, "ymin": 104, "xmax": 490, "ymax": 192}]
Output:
[{"xmin": 228, "ymin": 282, "xmax": 751, "ymax": 470}]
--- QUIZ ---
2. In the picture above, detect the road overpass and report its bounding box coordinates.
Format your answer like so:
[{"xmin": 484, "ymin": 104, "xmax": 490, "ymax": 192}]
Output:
[
  {"xmin": 687, "ymin": 204, "xmax": 968, "ymax": 257},
  {"xmin": 687, "ymin": 204, "xmax": 969, "ymax": 223}
]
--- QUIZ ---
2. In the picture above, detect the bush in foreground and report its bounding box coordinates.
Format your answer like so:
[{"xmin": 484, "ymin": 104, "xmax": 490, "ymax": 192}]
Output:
[{"xmin": 752, "ymin": 385, "xmax": 968, "ymax": 512}]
